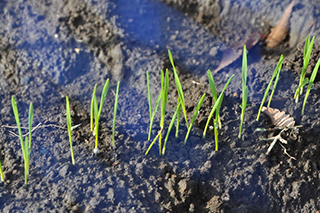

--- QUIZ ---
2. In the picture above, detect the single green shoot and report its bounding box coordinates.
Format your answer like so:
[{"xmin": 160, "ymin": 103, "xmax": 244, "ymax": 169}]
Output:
[
  {"xmin": 256, "ymin": 55, "xmax": 284, "ymax": 121},
  {"xmin": 147, "ymin": 71, "xmax": 152, "ymax": 130},
  {"xmin": 162, "ymin": 102, "xmax": 181, "ymax": 155},
  {"xmin": 147, "ymin": 71, "xmax": 161, "ymax": 140},
  {"xmin": 203, "ymin": 74, "xmax": 235, "ymax": 137},
  {"xmin": 90, "ymin": 84, "xmax": 97, "ymax": 131},
  {"xmin": 148, "ymin": 93, "xmax": 161, "ymax": 140},
  {"xmin": 207, "ymin": 70, "xmax": 222, "ymax": 128},
  {"xmin": 112, "ymin": 81, "xmax": 120, "ymax": 147},
  {"xmin": 184, "ymin": 93, "xmax": 206, "ymax": 144},
  {"xmin": 168, "ymin": 50, "xmax": 189, "ymax": 128},
  {"xmin": 90, "ymin": 79, "xmax": 110, "ymax": 152},
  {"xmin": 267, "ymin": 60, "xmax": 282, "ymax": 108},
  {"xmin": 26, "ymin": 103, "xmax": 33, "ymax": 175},
  {"xmin": 0, "ymin": 160, "xmax": 4, "ymax": 182},
  {"xmin": 175, "ymin": 98, "xmax": 181, "ymax": 138},
  {"xmin": 213, "ymin": 118, "xmax": 219, "ymax": 151},
  {"xmin": 11, "ymin": 96, "xmax": 33, "ymax": 186},
  {"xmin": 239, "ymin": 45, "xmax": 248, "ymax": 139},
  {"xmin": 66, "ymin": 96, "xmax": 75, "ymax": 165},
  {"xmin": 302, "ymin": 57, "xmax": 320, "ymax": 115},
  {"xmin": 294, "ymin": 36, "xmax": 315, "ymax": 103}
]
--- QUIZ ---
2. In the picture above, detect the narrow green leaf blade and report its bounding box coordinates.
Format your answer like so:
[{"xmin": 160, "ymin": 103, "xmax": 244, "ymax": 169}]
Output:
[
  {"xmin": 112, "ymin": 81, "xmax": 120, "ymax": 147},
  {"xmin": 185, "ymin": 93, "xmax": 206, "ymax": 144}
]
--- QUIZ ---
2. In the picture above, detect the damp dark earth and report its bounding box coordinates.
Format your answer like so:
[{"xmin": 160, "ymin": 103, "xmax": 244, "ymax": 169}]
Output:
[{"xmin": 1, "ymin": 0, "xmax": 320, "ymax": 212}]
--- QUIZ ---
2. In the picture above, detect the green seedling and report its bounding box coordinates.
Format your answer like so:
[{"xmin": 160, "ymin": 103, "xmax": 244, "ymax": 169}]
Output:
[
  {"xmin": 203, "ymin": 74, "xmax": 234, "ymax": 150},
  {"xmin": 11, "ymin": 96, "xmax": 33, "ymax": 186},
  {"xmin": 207, "ymin": 70, "xmax": 222, "ymax": 129},
  {"xmin": 90, "ymin": 79, "xmax": 110, "ymax": 153},
  {"xmin": 294, "ymin": 36, "xmax": 315, "ymax": 103},
  {"xmin": 302, "ymin": 57, "xmax": 320, "ymax": 115},
  {"xmin": 162, "ymin": 101, "xmax": 181, "ymax": 155},
  {"xmin": 147, "ymin": 71, "xmax": 161, "ymax": 141},
  {"xmin": 0, "ymin": 160, "xmax": 4, "ymax": 182},
  {"xmin": 66, "ymin": 96, "xmax": 75, "ymax": 165},
  {"xmin": 146, "ymin": 69, "xmax": 169, "ymax": 155},
  {"xmin": 184, "ymin": 93, "xmax": 206, "ymax": 144},
  {"xmin": 239, "ymin": 45, "xmax": 248, "ymax": 139},
  {"xmin": 213, "ymin": 118, "xmax": 219, "ymax": 151},
  {"xmin": 257, "ymin": 55, "xmax": 284, "ymax": 121},
  {"xmin": 175, "ymin": 98, "xmax": 181, "ymax": 138},
  {"xmin": 112, "ymin": 81, "xmax": 120, "ymax": 147},
  {"xmin": 168, "ymin": 50, "xmax": 189, "ymax": 128}
]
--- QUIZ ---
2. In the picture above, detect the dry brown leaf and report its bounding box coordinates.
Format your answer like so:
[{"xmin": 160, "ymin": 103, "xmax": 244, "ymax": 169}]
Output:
[
  {"xmin": 213, "ymin": 47, "xmax": 242, "ymax": 73},
  {"xmin": 213, "ymin": 33, "xmax": 261, "ymax": 73},
  {"xmin": 265, "ymin": 1, "xmax": 294, "ymax": 48},
  {"xmin": 262, "ymin": 106, "xmax": 295, "ymax": 127}
]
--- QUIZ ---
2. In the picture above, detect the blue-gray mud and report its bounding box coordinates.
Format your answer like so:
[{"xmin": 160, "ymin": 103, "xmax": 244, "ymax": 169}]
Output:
[{"xmin": 0, "ymin": 0, "xmax": 320, "ymax": 212}]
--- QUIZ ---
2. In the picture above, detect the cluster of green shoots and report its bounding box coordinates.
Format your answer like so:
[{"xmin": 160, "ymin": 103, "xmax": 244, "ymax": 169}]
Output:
[
  {"xmin": 145, "ymin": 50, "xmax": 207, "ymax": 155},
  {"xmin": 256, "ymin": 36, "xmax": 320, "ymax": 120},
  {"xmin": 90, "ymin": 79, "xmax": 120, "ymax": 154},
  {"xmin": 146, "ymin": 50, "xmax": 235, "ymax": 155},
  {"xmin": 147, "ymin": 35, "xmax": 319, "ymax": 154},
  {"xmin": 3, "ymin": 36, "xmax": 319, "ymax": 186},
  {"xmin": 257, "ymin": 36, "xmax": 320, "ymax": 119},
  {"xmin": 257, "ymin": 55, "xmax": 284, "ymax": 121},
  {"xmin": 11, "ymin": 96, "xmax": 33, "ymax": 186},
  {"xmin": 294, "ymin": 36, "xmax": 320, "ymax": 115}
]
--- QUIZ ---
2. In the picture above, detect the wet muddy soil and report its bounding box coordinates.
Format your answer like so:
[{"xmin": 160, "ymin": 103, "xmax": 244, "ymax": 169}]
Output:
[{"xmin": 1, "ymin": 0, "xmax": 320, "ymax": 212}]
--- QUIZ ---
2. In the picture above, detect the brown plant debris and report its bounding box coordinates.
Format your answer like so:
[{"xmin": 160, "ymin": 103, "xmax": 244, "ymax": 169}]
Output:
[
  {"xmin": 265, "ymin": 1, "xmax": 294, "ymax": 48},
  {"xmin": 262, "ymin": 106, "xmax": 295, "ymax": 127},
  {"xmin": 213, "ymin": 32, "xmax": 261, "ymax": 73}
]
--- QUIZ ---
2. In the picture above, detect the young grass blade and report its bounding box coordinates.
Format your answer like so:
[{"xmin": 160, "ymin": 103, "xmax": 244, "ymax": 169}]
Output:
[
  {"xmin": 302, "ymin": 57, "xmax": 320, "ymax": 115},
  {"xmin": 203, "ymin": 74, "xmax": 235, "ymax": 137},
  {"xmin": 184, "ymin": 93, "xmax": 206, "ymax": 144},
  {"xmin": 23, "ymin": 136, "xmax": 29, "ymax": 185},
  {"xmin": 175, "ymin": 98, "xmax": 181, "ymax": 138},
  {"xmin": 267, "ymin": 58, "xmax": 283, "ymax": 108},
  {"xmin": 238, "ymin": 86, "xmax": 248, "ymax": 138},
  {"xmin": 11, "ymin": 96, "xmax": 32, "ymax": 185},
  {"xmin": 207, "ymin": 70, "xmax": 222, "ymax": 128},
  {"xmin": 147, "ymin": 71, "xmax": 152, "ymax": 122},
  {"xmin": 93, "ymin": 93, "xmax": 99, "ymax": 149},
  {"xmin": 162, "ymin": 102, "xmax": 181, "ymax": 155},
  {"xmin": 25, "ymin": 102, "xmax": 33, "ymax": 177},
  {"xmin": 66, "ymin": 96, "xmax": 75, "ymax": 165},
  {"xmin": 28, "ymin": 103, "xmax": 33, "ymax": 149},
  {"xmin": 160, "ymin": 69, "xmax": 169, "ymax": 129},
  {"xmin": 203, "ymin": 94, "xmax": 223, "ymax": 137},
  {"xmin": 97, "ymin": 79, "xmax": 110, "ymax": 119},
  {"xmin": 11, "ymin": 97, "xmax": 24, "ymax": 145},
  {"xmin": 92, "ymin": 79, "xmax": 110, "ymax": 151},
  {"xmin": 213, "ymin": 118, "xmax": 219, "ymax": 151},
  {"xmin": 239, "ymin": 45, "xmax": 248, "ymax": 139},
  {"xmin": 0, "ymin": 160, "xmax": 4, "ymax": 182},
  {"xmin": 145, "ymin": 131, "xmax": 161, "ymax": 155},
  {"xmin": 112, "ymin": 81, "xmax": 120, "ymax": 147},
  {"xmin": 168, "ymin": 50, "xmax": 189, "ymax": 128},
  {"xmin": 295, "ymin": 36, "xmax": 315, "ymax": 102},
  {"xmin": 148, "ymin": 92, "xmax": 161, "ymax": 140},
  {"xmin": 207, "ymin": 70, "xmax": 218, "ymax": 101},
  {"xmin": 90, "ymin": 84, "xmax": 97, "ymax": 131},
  {"xmin": 256, "ymin": 55, "xmax": 284, "ymax": 121},
  {"xmin": 242, "ymin": 45, "xmax": 248, "ymax": 90}
]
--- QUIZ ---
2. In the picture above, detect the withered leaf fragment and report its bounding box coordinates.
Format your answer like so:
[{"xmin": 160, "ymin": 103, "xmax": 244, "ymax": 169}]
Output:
[
  {"xmin": 262, "ymin": 106, "xmax": 295, "ymax": 127},
  {"xmin": 213, "ymin": 33, "xmax": 261, "ymax": 73},
  {"xmin": 265, "ymin": 1, "xmax": 294, "ymax": 48}
]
